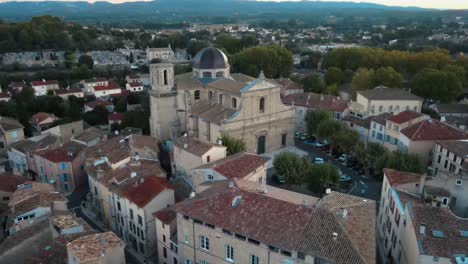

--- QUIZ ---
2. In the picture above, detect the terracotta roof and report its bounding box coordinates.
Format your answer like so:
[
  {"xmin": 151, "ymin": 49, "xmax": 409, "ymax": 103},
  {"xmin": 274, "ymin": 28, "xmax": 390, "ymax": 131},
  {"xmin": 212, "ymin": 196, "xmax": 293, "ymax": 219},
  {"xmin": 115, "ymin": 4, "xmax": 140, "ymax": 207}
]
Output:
[
  {"xmin": 342, "ymin": 115, "xmax": 371, "ymax": 129},
  {"xmin": 0, "ymin": 116, "xmax": 24, "ymax": 131},
  {"xmin": 31, "ymin": 80, "xmax": 58, "ymax": 86},
  {"xmin": 436, "ymin": 140, "xmax": 468, "ymax": 158},
  {"xmin": 297, "ymin": 192, "xmax": 376, "ymax": 264},
  {"xmin": 31, "ymin": 112, "xmax": 57, "ymax": 125},
  {"xmin": 384, "ymin": 168, "xmax": 422, "ymax": 187},
  {"xmin": 410, "ymin": 200, "xmax": 468, "ymax": 259},
  {"xmin": 173, "ymin": 136, "xmax": 218, "ymax": 156},
  {"xmin": 54, "ymin": 88, "xmax": 83, "ymax": 95},
  {"xmin": 12, "ymin": 192, "xmax": 67, "ymax": 217},
  {"xmin": 282, "ymin": 92, "xmax": 348, "ymax": 112},
  {"xmin": 93, "ymin": 81, "xmax": 120, "ymax": 91},
  {"xmin": 9, "ymin": 134, "xmax": 61, "ymax": 153},
  {"xmin": 195, "ymin": 152, "xmax": 268, "ymax": 179},
  {"xmin": 369, "ymin": 112, "xmax": 393, "ymax": 126},
  {"xmin": 0, "ymin": 173, "xmax": 28, "ymax": 193},
  {"xmin": 387, "ymin": 110, "xmax": 424, "ymax": 124},
  {"xmin": 0, "ymin": 92, "xmax": 11, "ymax": 99},
  {"xmin": 153, "ymin": 208, "xmax": 177, "ymax": 225},
  {"xmin": 85, "ymin": 99, "xmax": 112, "ymax": 109},
  {"xmin": 173, "ymin": 181, "xmax": 315, "ymax": 251},
  {"xmin": 37, "ymin": 141, "xmax": 85, "ymax": 163},
  {"xmin": 67, "ymin": 232, "xmax": 124, "ymax": 263},
  {"xmin": 73, "ymin": 127, "xmax": 106, "ymax": 143},
  {"xmin": 358, "ymin": 86, "xmax": 421, "ymax": 100},
  {"xmin": 122, "ymin": 176, "xmax": 173, "ymax": 208},
  {"xmin": 401, "ymin": 119, "xmax": 468, "ymax": 141},
  {"xmin": 108, "ymin": 112, "xmax": 125, "ymax": 121}
]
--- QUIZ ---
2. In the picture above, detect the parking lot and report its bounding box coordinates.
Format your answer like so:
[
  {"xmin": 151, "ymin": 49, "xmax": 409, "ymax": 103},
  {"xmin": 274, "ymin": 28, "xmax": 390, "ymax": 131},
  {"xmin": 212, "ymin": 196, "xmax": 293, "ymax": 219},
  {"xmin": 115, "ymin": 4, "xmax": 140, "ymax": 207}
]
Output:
[{"xmin": 267, "ymin": 138, "xmax": 382, "ymax": 201}]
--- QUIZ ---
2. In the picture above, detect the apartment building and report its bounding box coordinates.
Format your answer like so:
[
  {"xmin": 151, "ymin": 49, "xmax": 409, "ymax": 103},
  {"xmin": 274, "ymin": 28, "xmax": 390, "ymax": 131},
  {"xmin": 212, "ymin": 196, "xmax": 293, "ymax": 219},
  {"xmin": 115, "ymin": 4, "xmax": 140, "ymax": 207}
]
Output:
[
  {"xmin": 172, "ymin": 135, "xmax": 226, "ymax": 179},
  {"xmin": 377, "ymin": 169, "xmax": 468, "ymax": 264},
  {"xmin": 126, "ymin": 82, "xmax": 144, "ymax": 92},
  {"xmin": 155, "ymin": 179, "xmax": 376, "ymax": 264},
  {"xmin": 67, "ymin": 232, "xmax": 126, "ymax": 264},
  {"xmin": 431, "ymin": 140, "xmax": 468, "ymax": 177},
  {"xmin": 382, "ymin": 110, "xmax": 429, "ymax": 152},
  {"xmin": 92, "ymin": 81, "xmax": 122, "ymax": 98},
  {"xmin": 0, "ymin": 116, "xmax": 25, "ymax": 149},
  {"xmin": 368, "ymin": 113, "xmax": 393, "ymax": 144},
  {"xmin": 31, "ymin": 80, "xmax": 60, "ymax": 96},
  {"xmin": 348, "ymin": 86, "xmax": 422, "ymax": 118},
  {"xmin": 31, "ymin": 112, "xmax": 60, "ymax": 132},
  {"xmin": 0, "ymin": 173, "xmax": 28, "ymax": 205}
]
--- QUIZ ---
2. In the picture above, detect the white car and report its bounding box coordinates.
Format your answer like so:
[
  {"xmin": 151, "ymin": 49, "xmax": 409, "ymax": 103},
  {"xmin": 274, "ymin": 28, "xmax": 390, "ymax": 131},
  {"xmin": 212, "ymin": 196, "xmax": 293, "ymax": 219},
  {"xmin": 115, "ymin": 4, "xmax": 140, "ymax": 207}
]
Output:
[
  {"xmin": 314, "ymin": 157, "xmax": 325, "ymax": 164},
  {"xmin": 338, "ymin": 154, "xmax": 349, "ymax": 162},
  {"xmin": 315, "ymin": 139, "xmax": 328, "ymax": 147}
]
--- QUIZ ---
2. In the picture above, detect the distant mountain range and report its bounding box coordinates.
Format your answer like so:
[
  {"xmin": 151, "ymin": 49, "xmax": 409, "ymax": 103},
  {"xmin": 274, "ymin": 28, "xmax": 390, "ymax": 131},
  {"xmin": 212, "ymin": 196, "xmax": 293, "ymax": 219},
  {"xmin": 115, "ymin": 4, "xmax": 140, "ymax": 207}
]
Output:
[{"xmin": 0, "ymin": 0, "xmax": 432, "ymax": 24}]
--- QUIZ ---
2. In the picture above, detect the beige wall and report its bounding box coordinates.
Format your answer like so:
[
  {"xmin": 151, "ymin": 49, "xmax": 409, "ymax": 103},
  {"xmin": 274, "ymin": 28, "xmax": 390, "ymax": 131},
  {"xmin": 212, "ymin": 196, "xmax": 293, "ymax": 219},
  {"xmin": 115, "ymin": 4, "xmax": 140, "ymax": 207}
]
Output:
[
  {"xmin": 173, "ymin": 144, "xmax": 226, "ymax": 177},
  {"xmin": 356, "ymin": 94, "xmax": 422, "ymax": 116},
  {"xmin": 2, "ymin": 128, "xmax": 24, "ymax": 148},
  {"xmin": 149, "ymin": 93, "xmax": 179, "ymax": 140},
  {"xmin": 155, "ymin": 217, "xmax": 178, "ymax": 264},
  {"xmin": 42, "ymin": 120, "xmax": 83, "ymax": 143}
]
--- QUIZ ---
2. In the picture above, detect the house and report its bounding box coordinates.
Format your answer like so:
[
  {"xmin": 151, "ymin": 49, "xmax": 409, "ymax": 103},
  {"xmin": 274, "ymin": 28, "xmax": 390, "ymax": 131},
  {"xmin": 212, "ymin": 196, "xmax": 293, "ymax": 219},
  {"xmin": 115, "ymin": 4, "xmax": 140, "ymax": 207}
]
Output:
[
  {"xmin": 282, "ymin": 92, "xmax": 349, "ymax": 133},
  {"xmin": 67, "ymin": 232, "xmax": 126, "ymax": 264},
  {"xmin": 342, "ymin": 114, "xmax": 372, "ymax": 143},
  {"xmin": 155, "ymin": 179, "xmax": 375, "ymax": 264},
  {"xmin": 368, "ymin": 113, "xmax": 393, "ymax": 144},
  {"xmin": 0, "ymin": 173, "xmax": 28, "ymax": 205},
  {"xmin": 85, "ymin": 134, "xmax": 168, "ymax": 260},
  {"xmin": 382, "ymin": 110, "xmax": 429, "ymax": 152},
  {"xmin": 71, "ymin": 127, "xmax": 107, "ymax": 147},
  {"xmin": 146, "ymin": 46, "xmax": 175, "ymax": 62},
  {"xmin": 92, "ymin": 81, "xmax": 122, "ymax": 98},
  {"xmin": 150, "ymin": 47, "xmax": 295, "ymax": 154},
  {"xmin": 31, "ymin": 80, "xmax": 59, "ymax": 96},
  {"xmin": 82, "ymin": 78, "xmax": 108, "ymax": 94},
  {"xmin": 31, "ymin": 112, "xmax": 60, "ymax": 132},
  {"xmin": 33, "ymin": 141, "xmax": 86, "ymax": 193},
  {"xmin": 431, "ymin": 140, "xmax": 468, "ymax": 177},
  {"xmin": 126, "ymin": 74, "xmax": 150, "ymax": 86},
  {"xmin": 41, "ymin": 120, "xmax": 84, "ymax": 143},
  {"xmin": 348, "ymin": 86, "xmax": 422, "ymax": 118},
  {"xmin": 108, "ymin": 112, "xmax": 125, "ymax": 130},
  {"xmin": 190, "ymin": 152, "xmax": 268, "ymax": 193},
  {"xmin": 0, "ymin": 116, "xmax": 25, "ymax": 150},
  {"xmin": 7, "ymin": 182, "xmax": 67, "ymax": 234},
  {"xmin": 0, "ymin": 90, "xmax": 11, "ymax": 102},
  {"xmin": 398, "ymin": 119, "xmax": 468, "ymax": 166},
  {"xmin": 8, "ymin": 81, "xmax": 27, "ymax": 93},
  {"xmin": 274, "ymin": 78, "xmax": 304, "ymax": 96},
  {"xmin": 441, "ymin": 115, "xmax": 468, "ymax": 131},
  {"xmin": 125, "ymin": 82, "xmax": 144, "ymax": 92},
  {"xmin": 377, "ymin": 169, "xmax": 468, "ymax": 264},
  {"xmin": 84, "ymin": 99, "xmax": 114, "ymax": 113},
  {"xmin": 7, "ymin": 133, "xmax": 61, "ymax": 178},
  {"xmin": 54, "ymin": 88, "xmax": 84, "ymax": 99},
  {"xmin": 172, "ymin": 135, "xmax": 227, "ymax": 179}
]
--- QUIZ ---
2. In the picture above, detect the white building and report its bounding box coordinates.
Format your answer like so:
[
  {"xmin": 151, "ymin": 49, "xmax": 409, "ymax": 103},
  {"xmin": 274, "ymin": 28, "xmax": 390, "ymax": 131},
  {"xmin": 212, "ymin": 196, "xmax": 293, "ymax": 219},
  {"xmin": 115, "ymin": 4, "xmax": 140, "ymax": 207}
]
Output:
[{"xmin": 31, "ymin": 80, "xmax": 60, "ymax": 96}]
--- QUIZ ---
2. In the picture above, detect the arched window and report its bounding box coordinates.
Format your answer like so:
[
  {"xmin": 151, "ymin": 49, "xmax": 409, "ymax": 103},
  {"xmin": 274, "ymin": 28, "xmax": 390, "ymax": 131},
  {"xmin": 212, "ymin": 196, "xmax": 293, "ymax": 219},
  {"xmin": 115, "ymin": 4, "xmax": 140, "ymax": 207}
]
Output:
[
  {"xmin": 163, "ymin": 70, "xmax": 168, "ymax": 85},
  {"xmin": 216, "ymin": 71, "xmax": 224, "ymax": 78},
  {"xmin": 203, "ymin": 72, "xmax": 212, "ymax": 78},
  {"xmin": 259, "ymin": 97, "xmax": 265, "ymax": 113},
  {"xmin": 194, "ymin": 90, "xmax": 200, "ymax": 100},
  {"xmin": 232, "ymin": 98, "xmax": 237, "ymax": 108},
  {"xmin": 405, "ymin": 106, "xmax": 410, "ymax": 110}
]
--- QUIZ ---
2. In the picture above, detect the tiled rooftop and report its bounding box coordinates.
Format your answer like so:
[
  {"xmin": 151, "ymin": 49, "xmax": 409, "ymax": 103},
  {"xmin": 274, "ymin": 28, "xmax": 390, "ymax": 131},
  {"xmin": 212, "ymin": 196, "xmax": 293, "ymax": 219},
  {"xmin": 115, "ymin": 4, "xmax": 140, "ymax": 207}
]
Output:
[
  {"xmin": 37, "ymin": 141, "xmax": 85, "ymax": 163},
  {"xmin": 282, "ymin": 92, "xmax": 349, "ymax": 112},
  {"xmin": 173, "ymin": 136, "xmax": 221, "ymax": 157},
  {"xmin": 0, "ymin": 173, "xmax": 28, "ymax": 193},
  {"xmin": 436, "ymin": 140, "xmax": 468, "ymax": 158},
  {"xmin": 153, "ymin": 208, "xmax": 177, "ymax": 225},
  {"xmin": 0, "ymin": 116, "xmax": 24, "ymax": 131},
  {"xmin": 387, "ymin": 110, "xmax": 424, "ymax": 124},
  {"xmin": 67, "ymin": 232, "xmax": 124, "ymax": 263},
  {"xmin": 384, "ymin": 168, "xmax": 422, "ymax": 187},
  {"xmin": 84, "ymin": 99, "xmax": 112, "ymax": 109},
  {"xmin": 401, "ymin": 119, "xmax": 468, "ymax": 141},
  {"xmin": 32, "ymin": 112, "xmax": 58, "ymax": 124},
  {"xmin": 358, "ymin": 86, "xmax": 422, "ymax": 100},
  {"xmin": 31, "ymin": 80, "xmax": 58, "ymax": 86},
  {"xmin": 121, "ymin": 175, "xmax": 173, "ymax": 208},
  {"xmin": 195, "ymin": 152, "xmax": 268, "ymax": 179}
]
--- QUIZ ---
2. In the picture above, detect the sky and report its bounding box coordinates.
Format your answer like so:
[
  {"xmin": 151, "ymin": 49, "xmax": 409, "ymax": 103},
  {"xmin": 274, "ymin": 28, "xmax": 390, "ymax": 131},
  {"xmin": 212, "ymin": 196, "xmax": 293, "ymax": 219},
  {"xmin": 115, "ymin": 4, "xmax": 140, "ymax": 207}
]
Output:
[{"xmin": 0, "ymin": 0, "xmax": 466, "ymax": 9}]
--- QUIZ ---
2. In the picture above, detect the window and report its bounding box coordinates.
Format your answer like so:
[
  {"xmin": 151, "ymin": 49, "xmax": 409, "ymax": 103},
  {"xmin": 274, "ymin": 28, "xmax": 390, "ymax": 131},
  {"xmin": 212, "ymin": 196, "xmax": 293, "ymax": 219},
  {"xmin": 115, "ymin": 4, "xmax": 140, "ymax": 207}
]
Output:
[
  {"xmin": 117, "ymin": 202, "xmax": 121, "ymax": 211},
  {"xmin": 370, "ymin": 105, "xmax": 375, "ymax": 114},
  {"xmin": 297, "ymin": 252, "xmax": 305, "ymax": 260},
  {"xmin": 225, "ymin": 245, "xmax": 234, "ymax": 262},
  {"xmin": 2, "ymin": 196, "xmax": 10, "ymax": 201},
  {"xmin": 231, "ymin": 98, "xmax": 237, "ymax": 108},
  {"xmin": 139, "ymin": 242, "xmax": 145, "ymax": 253},
  {"xmin": 130, "ymin": 209, "xmax": 133, "ymax": 220},
  {"xmin": 163, "ymin": 247, "xmax": 167, "ymax": 258},
  {"xmin": 395, "ymin": 106, "xmax": 400, "ymax": 112},
  {"xmin": 138, "ymin": 215, "xmax": 143, "ymax": 225},
  {"xmin": 281, "ymin": 134, "xmax": 287, "ymax": 147},
  {"xmin": 216, "ymin": 71, "xmax": 224, "ymax": 78},
  {"xmin": 94, "ymin": 186, "xmax": 98, "ymax": 195},
  {"xmin": 413, "ymin": 106, "xmax": 417, "ymax": 111},
  {"xmin": 208, "ymin": 174, "xmax": 214, "ymax": 180},
  {"xmin": 185, "ymin": 260, "xmax": 193, "ymax": 264},
  {"xmin": 163, "ymin": 70, "xmax": 168, "ymax": 85},
  {"xmin": 200, "ymin": 261, "xmax": 208, "ymax": 264},
  {"xmin": 12, "ymin": 131, "xmax": 18, "ymax": 139},
  {"xmin": 442, "ymin": 197, "xmax": 448, "ymax": 205},
  {"xmin": 208, "ymin": 91, "xmax": 214, "ymax": 100},
  {"xmin": 259, "ymin": 97, "xmax": 265, "ymax": 113},
  {"xmin": 163, "ymin": 235, "xmax": 166, "ymax": 242},
  {"xmin": 250, "ymin": 255, "xmax": 259, "ymax": 264},
  {"xmin": 206, "ymin": 155, "xmax": 210, "ymax": 163},
  {"xmin": 378, "ymin": 105, "xmax": 383, "ymax": 112},
  {"xmin": 437, "ymin": 155, "xmax": 441, "ymax": 163},
  {"xmin": 200, "ymin": 236, "xmax": 209, "ymax": 250},
  {"xmin": 456, "ymin": 179, "xmax": 463, "ymax": 185},
  {"xmin": 194, "ymin": 90, "xmax": 200, "ymax": 100},
  {"xmin": 444, "ymin": 160, "xmax": 448, "ymax": 169},
  {"xmin": 60, "ymin": 163, "xmax": 67, "ymax": 170},
  {"xmin": 219, "ymin": 94, "xmax": 223, "ymax": 105},
  {"xmin": 389, "ymin": 105, "xmax": 393, "ymax": 112},
  {"xmin": 203, "ymin": 72, "xmax": 212, "ymax": 78},
  {"xmin": 62, "ymin": 173, "xmax": 69, "ymax": 181},
  {"xmin": 63, "ymin": 183, "xmax": 69, "ymax": 191},
  {"xmin": 173, "ymin": 257, "xmax": 178, "ymax": 264}
]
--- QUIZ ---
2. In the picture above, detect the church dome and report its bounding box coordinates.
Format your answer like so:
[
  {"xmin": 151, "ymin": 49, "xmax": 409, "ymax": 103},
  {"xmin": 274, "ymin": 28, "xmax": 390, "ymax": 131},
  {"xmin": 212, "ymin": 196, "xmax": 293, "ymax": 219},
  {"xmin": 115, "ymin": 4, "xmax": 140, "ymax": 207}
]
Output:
[{"xmin": 192, "ymin": 47, "xmax": 229, "ymax": 69}]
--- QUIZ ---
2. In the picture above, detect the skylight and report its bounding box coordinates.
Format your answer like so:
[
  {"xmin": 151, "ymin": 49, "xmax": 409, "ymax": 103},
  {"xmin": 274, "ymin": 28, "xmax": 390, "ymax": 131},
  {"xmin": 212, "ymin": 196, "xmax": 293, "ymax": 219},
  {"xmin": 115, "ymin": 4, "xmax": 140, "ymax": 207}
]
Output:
[
  {"xmin": 460, "ymin": 230, "xmax": 468, "ymax": 238},
  {"xmin": 432, "ymin": 230, "xmax": 445, "ymax": 238}
]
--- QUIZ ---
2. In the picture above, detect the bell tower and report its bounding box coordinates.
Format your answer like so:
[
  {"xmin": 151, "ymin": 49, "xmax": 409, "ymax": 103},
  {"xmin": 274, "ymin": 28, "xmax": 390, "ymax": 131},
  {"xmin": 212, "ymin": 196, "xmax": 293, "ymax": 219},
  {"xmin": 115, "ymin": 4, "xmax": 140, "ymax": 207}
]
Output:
[{"xmin": 149, "ymin": 63, "xmax": 180, "ymax": 141}]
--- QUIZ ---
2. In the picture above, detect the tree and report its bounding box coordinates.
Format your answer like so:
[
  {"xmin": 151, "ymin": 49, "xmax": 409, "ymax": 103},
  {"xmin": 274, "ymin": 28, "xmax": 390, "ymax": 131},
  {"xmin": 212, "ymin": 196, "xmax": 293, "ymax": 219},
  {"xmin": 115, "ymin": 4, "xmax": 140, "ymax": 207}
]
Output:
[
  {"xmin": 351, "ymin": 68, "xmax": 375, "ymax": 92},
  {"xmin": 78, "ymin": 55, "xmax": 94, "ymax": 69},
  {"xmin": 324, "ymin": 84, "xmax": 338, "ymax": 95},
  {"xmin": 305, "ymin": 163, "xmax": 339, "ymax": 195},
  {"xmin": 129, "ymin": 52, "xmax": 134, "ymax": 64},
  {"xmin": 64, "ymin": 51, "xmax": 75, "ymax": 69},
  {"xmin": 304, "ymin": 110, "xmax": 331, "ymax": 136},
  {"xmin": 240, "ymin": 34, "xmax": 259, "ymax": 49},
  {"xmin": 362, "ymin": 142, "xmax": 387, "ymax": 175},
  {"xmin": 410, "ymin": 68, "xmax": 463, "ymax": 102},
  {"xmin": 83, "ymin": 106, "xmax": 108, "ymax": 126},
  {"xmin": 216, "ymin": 34, "xmax": 242, "ymax": 54},
  {"xmin": 373, "ymin": 67, "xmax": 403, "ymax": 88},
  {"xmin": 301, "ymin": 74, "xmax": 325, "ymax": 93},
  {"xmin": 325, "ymin": 67, "xmax": 343, "ymax": 85},
  {"xmin": 333, "ymin": 128, "xmax": 360, "ymax": 154},
  {"xmin": 442, "ymin": 64, "xmax": 465, "ymax": 85},
  {"xmin": 233, "ymin": 46, "xmax": 293, "ymax": 78},
  {"xmin": 220, "ymin": 134, "xmax": 246, "ymax": 156},
  {"xmin": 187, "ymin": 40, "xmax": 210, "ymax": 57},
  {"xmin": 317, "ymin": 119, "xmax": 342, "ymax": 141},
  {"xmin": 273, "ymin": 152, "xmax": 310, "ymax": 184}
]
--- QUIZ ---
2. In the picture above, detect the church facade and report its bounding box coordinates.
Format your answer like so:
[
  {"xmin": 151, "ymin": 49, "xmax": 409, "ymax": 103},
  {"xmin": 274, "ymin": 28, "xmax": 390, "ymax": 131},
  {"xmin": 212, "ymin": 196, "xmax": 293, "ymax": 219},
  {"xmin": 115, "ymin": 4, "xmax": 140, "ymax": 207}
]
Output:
[{"xmin": 149, "ymin": 47, "xmax": 294, "ymax": 154}]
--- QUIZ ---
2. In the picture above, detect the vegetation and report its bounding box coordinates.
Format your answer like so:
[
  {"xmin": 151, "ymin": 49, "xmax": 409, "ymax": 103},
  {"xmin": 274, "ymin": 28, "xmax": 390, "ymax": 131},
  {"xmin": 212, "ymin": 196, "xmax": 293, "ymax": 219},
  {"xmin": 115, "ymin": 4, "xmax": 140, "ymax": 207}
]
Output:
[
  {"xmin": 306, "ymin": 163, "xmax": 340, "ymax": 195},
  {"xmin": 220, "ymin": 134, "xmax": 246, "ymax": 156},
  {"xmin": 233, "ymin": 46, "xmax": 293, "ymax": 78}
]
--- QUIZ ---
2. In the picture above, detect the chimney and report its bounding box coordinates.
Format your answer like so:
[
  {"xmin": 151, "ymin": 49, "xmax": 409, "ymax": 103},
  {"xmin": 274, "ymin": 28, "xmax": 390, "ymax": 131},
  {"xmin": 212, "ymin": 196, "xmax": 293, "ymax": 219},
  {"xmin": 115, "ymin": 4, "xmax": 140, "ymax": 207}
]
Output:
[
  {"xmin": 332, "ymin": 232, "xmax": 338, "ymax": 240},
  {"xmin": 419, "ymin": 224, "xmax": 426, "ymax": 235},
  {"xmin": 418, "ymin": 174, "xmax": 426, "ymax": 194}
]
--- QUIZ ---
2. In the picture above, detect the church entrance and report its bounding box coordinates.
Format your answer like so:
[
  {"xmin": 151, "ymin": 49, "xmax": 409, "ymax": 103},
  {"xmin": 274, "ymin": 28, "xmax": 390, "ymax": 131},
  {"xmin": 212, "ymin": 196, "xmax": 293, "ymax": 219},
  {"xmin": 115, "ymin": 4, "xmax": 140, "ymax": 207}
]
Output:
[{"xmin": 257, "ymin": 135, "xmax": 266, "ymax": 154}]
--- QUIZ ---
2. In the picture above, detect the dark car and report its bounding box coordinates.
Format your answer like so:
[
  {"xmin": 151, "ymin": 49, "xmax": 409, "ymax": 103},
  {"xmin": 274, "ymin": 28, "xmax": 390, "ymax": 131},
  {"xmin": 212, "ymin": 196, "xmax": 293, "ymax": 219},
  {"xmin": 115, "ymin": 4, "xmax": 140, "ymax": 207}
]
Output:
[{"xmin": 273, "ymin": 174, "xmax": 286, "ymax": 184}]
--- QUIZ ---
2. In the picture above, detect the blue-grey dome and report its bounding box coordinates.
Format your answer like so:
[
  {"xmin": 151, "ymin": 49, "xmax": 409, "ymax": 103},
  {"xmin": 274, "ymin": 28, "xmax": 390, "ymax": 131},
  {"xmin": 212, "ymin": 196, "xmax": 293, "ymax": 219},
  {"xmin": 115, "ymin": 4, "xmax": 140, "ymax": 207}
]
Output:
[{"xmin": 192, "ymin": 47, "xmax": 229, "ymax": 69}]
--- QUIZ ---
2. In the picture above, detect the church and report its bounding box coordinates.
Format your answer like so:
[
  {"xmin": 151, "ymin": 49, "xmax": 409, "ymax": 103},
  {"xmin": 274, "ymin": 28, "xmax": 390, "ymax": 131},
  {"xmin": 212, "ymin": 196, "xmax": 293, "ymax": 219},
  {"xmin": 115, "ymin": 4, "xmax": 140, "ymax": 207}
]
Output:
[{"xmin": 149, "ymin": 47, "xmax": 294, "ymax": 154}]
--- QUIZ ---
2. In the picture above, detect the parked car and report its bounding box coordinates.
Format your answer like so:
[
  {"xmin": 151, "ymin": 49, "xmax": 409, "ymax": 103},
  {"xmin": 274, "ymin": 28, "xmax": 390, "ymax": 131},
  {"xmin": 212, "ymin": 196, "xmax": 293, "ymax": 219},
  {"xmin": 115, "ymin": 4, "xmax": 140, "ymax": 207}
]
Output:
[
  {"xmin": 338, "ymin": 154, "xmax": 349, "ymax": 162},
  {"xmin": 314, "ymin": 157, "xmax": 325, "ymax": 164},
  {"xmin": 339, "ymin": 175, "xmax": 352, "ymax": 182},
  {"xmin": 300, "ymin": 133, "xmax": 308, "ymax": 140},
  {"xmin": 273, "ymin": 174, "xmax": 286, "ymax": 184},
  {"xmin": 303, "ymin": 136, "xmax": 316, "ymax": 145},
  {"xmin": 315, "ymin": 139, "xmax": 328, "ymax": 147},
  {"xmin": 294, "ymin": 131, "xmax": 300, "ymax": 138}
]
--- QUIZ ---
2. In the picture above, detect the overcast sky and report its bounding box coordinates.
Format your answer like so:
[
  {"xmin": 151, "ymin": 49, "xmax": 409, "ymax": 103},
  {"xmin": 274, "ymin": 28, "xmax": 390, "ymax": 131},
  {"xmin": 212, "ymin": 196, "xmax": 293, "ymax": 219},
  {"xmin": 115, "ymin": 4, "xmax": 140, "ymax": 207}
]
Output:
[{"xmin": 0, "ymin": 0, "xmax": 467, "ymax": 9}]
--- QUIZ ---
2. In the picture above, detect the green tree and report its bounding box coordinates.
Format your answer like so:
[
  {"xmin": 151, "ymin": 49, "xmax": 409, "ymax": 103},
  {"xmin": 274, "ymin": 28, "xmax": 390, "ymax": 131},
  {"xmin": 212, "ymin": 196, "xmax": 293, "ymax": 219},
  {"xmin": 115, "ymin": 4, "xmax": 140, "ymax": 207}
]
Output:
[
  {"xmin": 333, "ymin": 128, "xmax": 360, "ymax": 154},
  {"xmin": 216, "ymin": 34, "xmax": 242, "ymax": 54},
  {"xmin": 240, "ymin": 34, "xmax": 259, "ymax": 49},
  {"xmin": 186, "ymin": 40, "xmax": 210, "ymax": 57},
  {"xmin": 301, "ymin": 74, "xmax": 325, "ymax": 93},
  {"xmin": 317, "ymin": 119, "xmax": 342, "ymax": 141},
  {"xmin": 325, "ymin": 67, "xmax": 343, "ymax": 85},
  {"xmin": 442, "ymin": 64, "xmax": 465, "ymax": 85},
  {"xmin": 351, "ymin": 68, "xmax": 375, "ymax": 92},
  {"xmin": 273, "ymin": 152, "xmax": 310, "ymax": 184},
  {"xmin": 324, "ymin": 84, "xmax": 338, "ymax": 95},
  {"xmin": 373, "ymin": 67, "xmax": 403, "ymax": 88},
  {"xmin": 83, "ymin": 106, "xmax": 108, "ymax": 125},
  {"xmin": 64, "ymin": 51, "xmax": 75, "ymax": 69},
  {"xmin": 233, "ymin": 46, "xmax": 293, "ymax": 78},
  {"xmin": 410, "ymin": 68, "xmax": 463, "ymax": 102},
  {"xmin": 78, "ymin": 55, "xmax": 94, "ymax": 69},
  {"xmin": 220, "ymin": 134, "xmax": 246, "ymax": 156},
  {"xmin": 306, "ymin": 163, "xmax": 339, "ymax": 195},
  {"xmin": 304, "ymin": 110, "xmax": 331, "ymax": 136}
]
